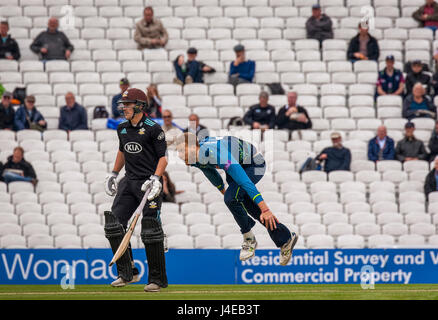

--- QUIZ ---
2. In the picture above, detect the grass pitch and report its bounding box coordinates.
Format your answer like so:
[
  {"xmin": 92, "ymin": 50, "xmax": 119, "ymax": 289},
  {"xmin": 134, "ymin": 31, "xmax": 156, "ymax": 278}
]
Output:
[{"xmin": 0, "ymin": 284, "xmax": 437, "ymax": 300}]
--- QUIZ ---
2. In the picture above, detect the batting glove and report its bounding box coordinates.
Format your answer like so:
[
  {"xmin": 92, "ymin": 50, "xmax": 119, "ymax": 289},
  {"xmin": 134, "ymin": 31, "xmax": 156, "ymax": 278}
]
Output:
[
  {"xmin": 104, "ymin": 171, "xmax": 118, "ymax": 197},
  {"xmin": 141, "ymin": 175, "xmax": 162, "ymax": 201}
]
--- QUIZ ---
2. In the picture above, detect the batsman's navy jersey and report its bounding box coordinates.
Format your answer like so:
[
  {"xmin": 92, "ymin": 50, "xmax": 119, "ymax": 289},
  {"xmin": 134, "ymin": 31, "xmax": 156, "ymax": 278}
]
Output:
[
  {"xmin": 191, "ymin": 136, "xmax": 265, "ymax": 205},
  {"xmin": 117, "ymin": 114, "xmax": 167, "ymax": 180}
]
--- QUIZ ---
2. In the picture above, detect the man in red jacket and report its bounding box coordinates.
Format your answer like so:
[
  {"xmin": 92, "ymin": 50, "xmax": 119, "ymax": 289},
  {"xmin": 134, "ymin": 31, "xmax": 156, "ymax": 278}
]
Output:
[{"xmin": 413, "ymin": 0, "xmax": 438, "ymax": 32}]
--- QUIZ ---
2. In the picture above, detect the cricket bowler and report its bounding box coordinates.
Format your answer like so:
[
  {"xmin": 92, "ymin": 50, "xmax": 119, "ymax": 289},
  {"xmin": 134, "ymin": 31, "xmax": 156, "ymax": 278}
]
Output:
[
  {"xmin": 176, "ymin": 132, "xmax": 298, "ymax": 265},
  {"xmin": 104, "ymin": 88, "xmax": 168, "ymax": 292}
]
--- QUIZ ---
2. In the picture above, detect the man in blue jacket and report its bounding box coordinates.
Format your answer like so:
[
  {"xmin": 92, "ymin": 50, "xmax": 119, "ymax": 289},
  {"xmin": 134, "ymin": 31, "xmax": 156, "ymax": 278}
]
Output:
[
  {"xmin": 317, "ymin": 132, "xmax": 351, "ymax": 173},
  {"xmin": 176, "ymin": 132, "xmax": 298, "ymax": 265},
  {"xmin": 368, "ymin": 125, "xmax": 395, "ymax": 162},
  {"xmin": 58, "ymin": 92, "xmax": 88, "ymax": 131},
  {"xmin": 228, "ymin": 44, "xmax": 256, "ymax": 91},
  {"xmin": 14, "ymin": 95, "xmax": 47, "ymax": 131}
]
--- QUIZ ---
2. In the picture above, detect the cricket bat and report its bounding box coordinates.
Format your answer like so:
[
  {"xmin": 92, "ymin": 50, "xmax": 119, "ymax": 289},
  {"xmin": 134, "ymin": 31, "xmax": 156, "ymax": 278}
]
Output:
[{"xmin": 109, "ymin": 187, "xmax": 151, "ymax": 267}]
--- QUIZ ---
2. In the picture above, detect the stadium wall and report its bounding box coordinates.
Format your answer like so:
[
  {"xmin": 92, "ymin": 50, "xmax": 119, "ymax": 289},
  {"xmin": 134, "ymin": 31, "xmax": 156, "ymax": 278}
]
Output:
[{"xmin": 1, "ymin": 249, "xmax": 438, "ymax": 285}]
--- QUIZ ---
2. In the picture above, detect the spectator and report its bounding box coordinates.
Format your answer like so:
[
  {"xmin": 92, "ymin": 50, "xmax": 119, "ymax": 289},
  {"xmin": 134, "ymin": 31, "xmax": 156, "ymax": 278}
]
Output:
[
  {"xmin": 30, "ymin": 17, "xmax": 74, "ymax": 61},
  {"xmin": 14, "ymin": 95, "xmax": 46, "ymax": 131},
  {"xmin": 162, "ymin": 171, "xmax": 184, "ymax": 203},
  {"xmin": 162, "ymin": 171, "xmax": 176, "ymax": 203},
  {"xmin": 0, "ymin": 82, "xmax": 4, "ymax": 98},
  {"xmin": 0, "ymin": 91, "xmax": 15, "ymax": 130},
  {"xmin": 0, "ymin": 21, "xmax": 20, "ymax": 60},
  {"xmin": 276, "ymin": 91, "xmax": 312, "ymax": 131},
  {"xmin": 347, "ymin": 23, "xmax": 379, "ymax": 62},
  {"xmin": 424, "ymin": 156, "xmax": 438, "ymax": 198},
  {"xmin": 405, "ymin": 60, "xmax": 432, "ymax": 96},
  {"xmin": 395, "ymin": 122, "xmax": 428, "ymax": 162},
  {"xmin": 412, "ymin": 0, "xmax": 438, "ymax": 32},
  {"xmin": 111, "ymin": 78, "xmax": 130, "ymax": 119},
  {"xmin": 376, "ymin": 55, "xmax": 405, "ymax": 97},
  {"xmin": 305, "ymin": 4, "xmax": 333, "ymax": 46},
  {"xmin": 402, "ymin": 82, "xmax": 436, "ymax": 120},
  {"xmin": 134, "ymin": 7, "xmax": 168, "ymax": 49},
  {"xmin": 228, "ymin": 44, "xmax": 256, "ymax": 89},
  {"xmin": 317, "ymin": 132, "xmax": 351, "ymax": 173},
  {"xmin": 183, "ymin": 113, "xmax": 209, "ymax": 142},
  {"xmin": 58, "ymin": 92, "xmax": 88, "ymax": 131},
  {"xmin": 243, "ymin": 91, "xmax": 276, "ymax": 130},
  {"xmin": 428, "ymin": 120, "xmax": 438, "ymax": 161},
  {"xmin": 368, "ymin": 125, "xmax": 396, "ymax": 162},
  {"xmin": 146, "ymin": 84, "xmax": 162, "ymax": 118},
  {"xmin": 1, "ymin": 147, "xmax": 37, "ymax": 185},
  {"xmin": 173, "ymin": 47, "xmax": 214, "ymax": 85},
  {"xmin": 161, "ymin": 109, "xmax": 183, "ymax": 150}
]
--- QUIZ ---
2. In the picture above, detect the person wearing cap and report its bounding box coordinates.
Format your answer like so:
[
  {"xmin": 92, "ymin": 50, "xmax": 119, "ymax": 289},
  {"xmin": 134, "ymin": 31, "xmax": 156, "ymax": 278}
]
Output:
[
  {"xmin": 228, "ymin": 44, "xmax": 256, "ymax": 89},
  {"xmin": 111, "ymin": 78, "xmax": 130, "ymax": 119},
  {"xmin": 0, "ymin": 91, "xmax": 15, "ymax": 130},
  {"xmin": 134, "ymin": 6, "xmax": 168, "ymax": 49},
  {"xmin": 276, "ymin": 91, "xmax": 312, "ymax": 132},
  {"xmin": 186, "ymin": 47, "xmax": 203, "ymax": 83},
  {"xmin": 0, "ymin": 21, "xmax": 20, "ymax": 60},
  {"xmin": 376, "ymin": 55, "xmax": 405, "ymax": 98},
  {"xmin": 347, "ymin": 22, "xmax": 379, "ymax": 62},
  {"xmin": 412, "ymin": 0, "xmax": 438, "ymax": 32},
  {"xmin": 403, "ymin": 82, "xmax": 436, "ymax": 120},
  {"xmin": 317, "ymin": 132, "xmax": 351, "ymax": 173},
  {"xmin": 146, "ymin": 84, "xmax": 162, "ymax": 118},
  {"xmin": 104, "ymin": 88, "xmax": 169, "ymax": 292},
  {"xmin": 173, "ymin": 48, "xmax": 203, "ymax": 85},
  {"xmin": 305, "ymin": 4, "xmax": 333, "ymax": 46},
  {"xmin": 173, "ymin": 48, "xmax": 215, "ymax": 85},
  {"xmin": 405, "ymin": 60, "xmax": 432, "ymax": 96},
  {"xmin": 58, "ymin": 92, "xmax": 88, "ymax": 132},
  {"xmin": 30, "ymin": 17, "xmax": 74, "ymax": 61},
  {"xmin": 244, "ymin": 91, "xmax": 276, "ymax": 131},
  {"xmin": 13, "ymin": 95, "xmax": 46, "ymax": 131},
  {"xmin": 395, "ymin": 122, "xmax": 428, "ymax": 162},
  {"xmin": 368, "ymin": 126, "xmax": 396, "ymax": 162}
]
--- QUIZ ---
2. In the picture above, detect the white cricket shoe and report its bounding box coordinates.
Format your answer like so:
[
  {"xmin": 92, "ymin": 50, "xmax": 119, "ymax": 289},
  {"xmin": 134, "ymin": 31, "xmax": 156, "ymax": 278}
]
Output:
[
  {"xmin": 279, "ymin": 233, "xmax": 299, "ymax": 266},
  {"xmin": 144, "ymin": 283, "xmax": 161, "ymax": 292},
  {"xmin": 239, "ymin": 238, "xmax": 257, "ymax": 261},
  {"xmin": 110, "ymin": 274, "xmax": 141, "ymax": 287}
]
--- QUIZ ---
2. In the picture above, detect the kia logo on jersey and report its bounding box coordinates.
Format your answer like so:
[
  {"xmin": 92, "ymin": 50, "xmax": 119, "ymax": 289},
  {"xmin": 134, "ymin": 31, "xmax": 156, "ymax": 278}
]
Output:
[{"xmin": 124, "ymin": 142, "xmax": 142, "ymax": 154}]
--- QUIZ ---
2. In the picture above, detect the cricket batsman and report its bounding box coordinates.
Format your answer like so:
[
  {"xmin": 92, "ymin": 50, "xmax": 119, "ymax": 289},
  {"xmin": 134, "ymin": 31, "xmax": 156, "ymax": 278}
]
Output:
[
  {"xmin": 104, "ymin": 88, "xmax": 168, "ymax": 292},
  {"xmin": 176, "ymin": 132, "xmax": 298, "ymax": 265}
]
